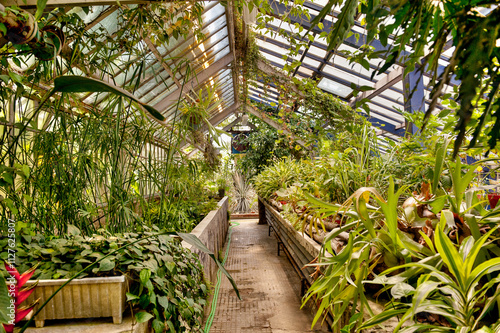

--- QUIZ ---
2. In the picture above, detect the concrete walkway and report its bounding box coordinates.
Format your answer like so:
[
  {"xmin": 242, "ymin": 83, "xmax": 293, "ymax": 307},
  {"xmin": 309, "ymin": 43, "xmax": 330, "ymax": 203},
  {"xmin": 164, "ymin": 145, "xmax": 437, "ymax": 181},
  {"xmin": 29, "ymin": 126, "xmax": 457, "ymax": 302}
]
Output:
[{"xmin": 205, "ymin": 219, "xmax": 329, "ymax": 333}]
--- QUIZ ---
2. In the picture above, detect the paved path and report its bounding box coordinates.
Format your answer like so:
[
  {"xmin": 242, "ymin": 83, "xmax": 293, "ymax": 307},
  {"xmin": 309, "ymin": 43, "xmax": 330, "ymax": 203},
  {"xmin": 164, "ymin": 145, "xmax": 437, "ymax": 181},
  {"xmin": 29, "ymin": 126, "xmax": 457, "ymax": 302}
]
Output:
[{"xmin": 205, "ymin": 219, "xmax": 329, "ymax": 333}]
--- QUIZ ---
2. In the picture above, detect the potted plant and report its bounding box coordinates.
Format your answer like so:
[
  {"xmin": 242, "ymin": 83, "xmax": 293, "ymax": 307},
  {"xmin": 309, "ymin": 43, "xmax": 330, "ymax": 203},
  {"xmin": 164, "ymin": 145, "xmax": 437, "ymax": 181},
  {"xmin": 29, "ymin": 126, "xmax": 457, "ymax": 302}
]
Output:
[{"xmin": 216, "ymin": 177, "xmax": 228, "ymax": 198}]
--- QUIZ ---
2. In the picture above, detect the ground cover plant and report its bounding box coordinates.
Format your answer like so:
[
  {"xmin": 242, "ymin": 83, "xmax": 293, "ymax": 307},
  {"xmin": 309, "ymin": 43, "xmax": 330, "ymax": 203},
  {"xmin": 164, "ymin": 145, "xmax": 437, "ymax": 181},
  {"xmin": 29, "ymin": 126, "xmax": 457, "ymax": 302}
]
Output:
[{"xmin": 0, "ymin": 225, "xmax": 209, "ymax": 332}]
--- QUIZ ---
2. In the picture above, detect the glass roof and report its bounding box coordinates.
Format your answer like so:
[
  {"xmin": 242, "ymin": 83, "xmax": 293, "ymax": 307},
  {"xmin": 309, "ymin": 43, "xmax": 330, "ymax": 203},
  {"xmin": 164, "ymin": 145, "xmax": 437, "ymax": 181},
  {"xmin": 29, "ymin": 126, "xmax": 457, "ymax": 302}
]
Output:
[
  {"xmin": 249, "ymin": 0, "xmax": 456, "ymax": 141},
  {"xmin": 9, "ymin": 0, "xmax": 458, "ymax": 150}
]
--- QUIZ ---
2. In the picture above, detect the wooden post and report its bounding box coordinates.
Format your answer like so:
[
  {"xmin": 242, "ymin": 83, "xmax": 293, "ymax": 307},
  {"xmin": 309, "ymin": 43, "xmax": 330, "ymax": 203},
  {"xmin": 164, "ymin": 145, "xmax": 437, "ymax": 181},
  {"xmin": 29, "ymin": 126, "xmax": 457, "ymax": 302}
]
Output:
[{"xmin": 258, "ymin": 197, "xmax": 266, "ymax": 225}]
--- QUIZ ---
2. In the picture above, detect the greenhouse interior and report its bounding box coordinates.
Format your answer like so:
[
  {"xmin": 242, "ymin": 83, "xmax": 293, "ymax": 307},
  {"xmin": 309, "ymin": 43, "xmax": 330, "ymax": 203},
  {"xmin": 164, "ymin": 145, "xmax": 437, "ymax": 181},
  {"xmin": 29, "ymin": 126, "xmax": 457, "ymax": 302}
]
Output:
[{"xmin": 0, "ymin": 0, "xmax": 500, "ymax": 332}]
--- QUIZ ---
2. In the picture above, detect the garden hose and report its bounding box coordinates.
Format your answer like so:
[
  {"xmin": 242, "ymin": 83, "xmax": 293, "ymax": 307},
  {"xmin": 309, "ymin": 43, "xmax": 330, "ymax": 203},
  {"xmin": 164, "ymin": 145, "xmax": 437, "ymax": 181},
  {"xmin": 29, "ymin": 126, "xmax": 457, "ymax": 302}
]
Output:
[{"xmin": 204, "ymin": 221, "xmax": 239, "ymax": 332}]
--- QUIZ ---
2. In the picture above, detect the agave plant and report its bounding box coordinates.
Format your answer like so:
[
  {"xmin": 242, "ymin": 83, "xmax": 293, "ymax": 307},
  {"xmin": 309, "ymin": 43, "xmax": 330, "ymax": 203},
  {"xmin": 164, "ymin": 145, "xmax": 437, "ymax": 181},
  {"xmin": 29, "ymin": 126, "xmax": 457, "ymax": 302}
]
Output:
[{"xmin": 231, "ymin": 171, "xmax": 254, "ymax": 213}]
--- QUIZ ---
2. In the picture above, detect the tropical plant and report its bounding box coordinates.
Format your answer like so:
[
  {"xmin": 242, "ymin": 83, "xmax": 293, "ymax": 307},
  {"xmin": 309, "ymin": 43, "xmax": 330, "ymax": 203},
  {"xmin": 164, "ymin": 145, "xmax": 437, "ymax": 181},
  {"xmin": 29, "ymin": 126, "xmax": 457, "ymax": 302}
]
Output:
[
  {"xmin": 360, "ymin": 213, "xmax": 500, "ymax": 332},
  {"xmin": 253, "ymin": 157, "xmax": 314, "ymax": 200},
  {"xmin": 236, "ymin": 117, "xmax": 300, "ymax": 178},
  {"xmin": 1, "ymin": 264, "xmax": 38, "ymax": 333},
  {"xmin": 0, "ymin": 75, "xmax": 220, "ymax": 236},
  {"xmin": 301, "ymin": 178, "xmax": 435, "ymax": 332}
]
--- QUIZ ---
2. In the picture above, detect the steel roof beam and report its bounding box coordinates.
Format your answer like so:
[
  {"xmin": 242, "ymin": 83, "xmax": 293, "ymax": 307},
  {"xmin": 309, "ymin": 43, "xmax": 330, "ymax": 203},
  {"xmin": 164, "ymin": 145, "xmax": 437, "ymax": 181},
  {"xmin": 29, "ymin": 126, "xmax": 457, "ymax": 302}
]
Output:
[
  {"xmin": 244, "ymin": 104, "xmax": 307, "ymax": 147},
  {"xmin": 268, "ymin": 0, "xmax": 459, "ymax": 86},
  {"xmin": 350, "ymin": 67, "xmax": 404, "ymax": 108},
  {"xmin": 226, "ymin": 0, "xmax": 239, "ymax": 108},
  {"xmin": 5, "ymin": 0, "xmax": 219, "ymax": 9},
  {"xmin": 222, "ymin": 116, "xmax": 243, "ymax": 132},
  {"xmin": 153, "ymin": 52, "xmax": 235, "ymax": 113},
  {"xmin": 363, "ymin": 115, "xmax": 406, "ymax": 137}
]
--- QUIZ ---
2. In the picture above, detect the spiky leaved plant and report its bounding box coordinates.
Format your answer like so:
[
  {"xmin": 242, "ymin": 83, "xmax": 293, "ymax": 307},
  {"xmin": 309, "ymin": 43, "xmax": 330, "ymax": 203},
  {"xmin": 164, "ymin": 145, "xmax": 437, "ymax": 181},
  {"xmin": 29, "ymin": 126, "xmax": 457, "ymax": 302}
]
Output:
[{"xmin": 231, "ymin": 171, "xmax": 254, "ymax": 213}]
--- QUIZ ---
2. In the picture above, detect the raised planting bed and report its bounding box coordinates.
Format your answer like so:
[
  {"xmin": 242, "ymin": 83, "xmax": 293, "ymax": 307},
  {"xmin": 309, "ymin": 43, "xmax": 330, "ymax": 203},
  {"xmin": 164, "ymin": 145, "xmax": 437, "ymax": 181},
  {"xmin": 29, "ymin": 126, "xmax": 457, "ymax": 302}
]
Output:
[
  {"xmin": 26, "ymin": 276, "xmax": 127, "ymax": 328},
  {"xmin": 16, "ymin": 197, "xmax": 230, "ymax": 330}
]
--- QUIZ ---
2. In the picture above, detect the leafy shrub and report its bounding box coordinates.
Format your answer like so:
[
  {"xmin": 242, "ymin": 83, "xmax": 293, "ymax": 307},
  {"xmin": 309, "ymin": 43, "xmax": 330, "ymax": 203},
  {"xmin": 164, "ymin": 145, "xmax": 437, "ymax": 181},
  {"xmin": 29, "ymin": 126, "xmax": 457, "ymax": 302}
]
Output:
[
  {"xmin": 253, "ymin": 157, "xmax": 314, "ymax": 199},
  {"xmin": 143, "ymin": 198, "xmax": 219, "ymax": 232},
  {"xmin": 0, "ymin": 226, "xmax": 208, "ymax": 332}
]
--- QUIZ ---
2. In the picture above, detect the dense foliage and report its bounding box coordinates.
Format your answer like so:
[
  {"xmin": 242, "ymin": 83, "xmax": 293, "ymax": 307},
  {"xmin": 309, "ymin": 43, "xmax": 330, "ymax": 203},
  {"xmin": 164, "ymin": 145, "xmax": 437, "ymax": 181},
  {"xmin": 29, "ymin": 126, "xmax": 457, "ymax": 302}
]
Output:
[
  {"xmin": 0, "ymin": 226, "xmax": 208, "ymax": 332},
  {"xmin": 254, "ymin": 129, "xmax": 500, "ymax": 331},
  {"xmin": 235, "ymin": 116, "xmax": 304, "ymax": 178},
  {"xmin": 254, "ymin": 124, "xmax": 425, "ymax": 202}
]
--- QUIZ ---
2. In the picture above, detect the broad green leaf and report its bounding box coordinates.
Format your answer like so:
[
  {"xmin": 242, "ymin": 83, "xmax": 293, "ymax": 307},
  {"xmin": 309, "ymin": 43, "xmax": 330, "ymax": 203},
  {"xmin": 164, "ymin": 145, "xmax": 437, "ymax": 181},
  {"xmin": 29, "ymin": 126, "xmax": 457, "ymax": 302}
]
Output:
[
  {"xmin": 357, "ymin": 308, "xmax": 407, "ymax": 330},
  {"xmin": 429, "ymin": 195, "xmax": 447, "ymax": 214},
  {"xmin": 459, "ymin": 236, "xmax": 474, "ymax": 262},
  {"xmin": 126, "ymin": 292, "xmax": 140, "ymax": 301},
  {"xmin": 355, "ymin": 196, "xmax": 376, "ymax": 239},
  {"xmin": 468, "ymin": 258, "xmax": 500, "ymax": 287},
  {"xmin": 152, "ymin": 319, "xmax": 165, "ymax": 333},
  {"xmin": 135, "ymin": 311, "xmax": 154, "ymax": 323},
  {"xmin": 178, "ymin": 232, "xmax": 240, "ymax": 299},
  {"xmin": 98, "ymin": 259, "xmax": 115, "ymax": 272},
  {"xmin": 464, "ymin": 214, "xmax": 482, "ymax": 240},
  {"xmin": 463, "ymin": 227, "xmax": 498, "ymax": 278},
  {"xmin": 157, "ymin": 296, "xmax": 169, "ymax": 310},
  {"xmin": 450, "ymin": 157, "xmax": 477, "ymax": 214},
  {"xmin": 52, "ymin": 76, "xmax": 166, "ymax": 124},
  {"xmin": 418, "ymin": 230, "xmax": 436, "ymax": 253},
  {"xmin": 413, "ymin": 280, "xmax": 441, "ymax": 316},
  {"xmin": 399, "ymin": 230, "xmax": 434, "ymax": 257},
  {"xmin": 35, "ymin": 0, "xmax": 48, "ymax": 20},
  {"xmin": 377, "ymin": 177, "xmax": 408, "ymax": 245},
  {"xmin": 67, "ymin": 224, "xmax": 81, "ymax": 236},
  {"xmin": 432, "ymin": 139, "xmax": 450, "ymax": 194},
  {"xmin": 326, "ymin": 0, "xmax": 358, "ymax": 51},
  {"xmin": 391, "ymin": 282, "xmax": 415, "ymax": 299},
  {"xmin": 435, "ymin": 215, "xmax": 465, "ymax": 290},
  {"xmin": 140, "ymin": 269, "xmax": 151, "ymax": 285}
]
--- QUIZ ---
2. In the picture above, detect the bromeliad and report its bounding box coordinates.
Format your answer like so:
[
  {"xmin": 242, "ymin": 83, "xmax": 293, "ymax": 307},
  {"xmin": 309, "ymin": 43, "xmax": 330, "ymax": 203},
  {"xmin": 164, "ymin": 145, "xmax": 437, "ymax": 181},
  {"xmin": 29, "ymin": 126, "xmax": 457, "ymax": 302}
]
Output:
[{"xmin": 3, "ymin": 263, "xmax": 38, "ymax": 333}]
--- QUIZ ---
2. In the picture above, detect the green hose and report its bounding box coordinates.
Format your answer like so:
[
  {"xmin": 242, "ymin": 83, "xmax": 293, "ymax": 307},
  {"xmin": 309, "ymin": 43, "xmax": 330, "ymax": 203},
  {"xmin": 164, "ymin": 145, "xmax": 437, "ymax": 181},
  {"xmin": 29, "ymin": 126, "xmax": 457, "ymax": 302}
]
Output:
[{"xmin": 204, "ymin": 221, "xmax": 239, "ymax": 332}]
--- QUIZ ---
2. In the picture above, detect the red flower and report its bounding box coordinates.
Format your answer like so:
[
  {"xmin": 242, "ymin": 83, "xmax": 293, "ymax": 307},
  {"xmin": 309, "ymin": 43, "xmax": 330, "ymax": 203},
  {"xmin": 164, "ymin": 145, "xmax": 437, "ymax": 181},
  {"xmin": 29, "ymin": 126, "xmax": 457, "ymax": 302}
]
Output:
[{"xmin": 3, "ymin": 263, "xmax": 39, "ymax": 333}]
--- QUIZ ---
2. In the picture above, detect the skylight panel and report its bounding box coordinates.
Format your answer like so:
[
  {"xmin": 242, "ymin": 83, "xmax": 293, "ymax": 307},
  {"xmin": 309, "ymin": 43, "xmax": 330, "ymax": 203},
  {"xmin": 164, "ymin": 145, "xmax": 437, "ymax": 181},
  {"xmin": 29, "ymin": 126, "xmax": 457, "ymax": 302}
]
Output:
[{"xmin": 317, "ymin": 78, "xmax": 353, "ymax": 98}]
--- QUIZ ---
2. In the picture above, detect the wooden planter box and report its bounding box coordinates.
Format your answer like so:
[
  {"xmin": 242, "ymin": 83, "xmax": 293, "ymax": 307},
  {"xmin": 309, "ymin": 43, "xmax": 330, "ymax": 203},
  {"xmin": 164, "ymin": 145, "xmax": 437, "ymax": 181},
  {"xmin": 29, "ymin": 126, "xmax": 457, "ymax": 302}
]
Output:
[{"xmin": 26, "ymin": 276, "xmax": 128, "ymax": 328}]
